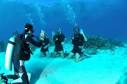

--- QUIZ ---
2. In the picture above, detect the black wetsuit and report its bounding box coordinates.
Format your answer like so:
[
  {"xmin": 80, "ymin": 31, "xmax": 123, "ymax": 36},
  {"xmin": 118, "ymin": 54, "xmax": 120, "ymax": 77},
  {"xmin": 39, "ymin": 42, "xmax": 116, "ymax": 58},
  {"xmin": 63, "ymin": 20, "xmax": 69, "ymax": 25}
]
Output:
[
  {"xmin": 40, "ymin": 37, "xmax": 49, "ymax": 54},
  {"xmin": 53, "ymin": 33, "xmax": 65, "ymax": 52},
  {"xmin": 72, "ymin": 33, "xmax": 84, "ymax": 55},
  {"xmin": 12, "ymin": 32, "xmax": 41, "ymax": 84},
  {"xmin": 17, "ymin": 32, "xmax": 41, "ymax": 60}
]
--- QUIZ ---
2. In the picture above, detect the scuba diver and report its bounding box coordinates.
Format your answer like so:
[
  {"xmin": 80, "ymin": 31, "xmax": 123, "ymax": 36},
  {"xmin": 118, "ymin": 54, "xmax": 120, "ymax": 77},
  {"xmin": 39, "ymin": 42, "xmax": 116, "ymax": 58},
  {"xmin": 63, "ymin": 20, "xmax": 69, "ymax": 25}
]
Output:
[
  {"xmin": 52, "ymin": 28, "xmax": 65, "ymax": 57},
  {"xmin": 67, "ymin": 26, "xmax": 88, "ymax": 62},
  {"xmin": 5, "ymin": 23, "xmax": 42, "ymax": 84},
  {"xmin": 40, "ymin": 30, "xmax": 50, "ymax": 56}
]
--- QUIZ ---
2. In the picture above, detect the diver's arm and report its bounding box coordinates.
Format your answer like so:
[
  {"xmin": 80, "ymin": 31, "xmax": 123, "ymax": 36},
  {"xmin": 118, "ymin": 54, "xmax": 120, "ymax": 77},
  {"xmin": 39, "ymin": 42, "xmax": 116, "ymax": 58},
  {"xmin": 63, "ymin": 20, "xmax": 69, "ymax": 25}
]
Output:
[
  {"xmin": 72, "ymin": 37, "xmax": 75, "ymax": 45},
  {"xmin": 43, "ymin": 38, "xmax": 50, "ymax": 49},
  {"xmin": 62, "ymin": 42, "xmax": 64, "ymax": 45},
  {"xmin": 80, "ymin": 29, "xmax": 88, "ymax": 42},
  {"xmin": 84, "ymin": 34, "xmax": 88, "ymax": 42},
  {"xmin": 30, "ymin": 35, "xmax": 42, "ymax": 47},
  {"xmin": 81, "ymin": 32, "xmax": 87, "ymax": 42},
  {"xmin": 62, "ymin": 37, "xmax": 66, "ymax": 45},
  {"xmin": 44, "ymin": 44, "xmax": 49, "ymax": 49}
]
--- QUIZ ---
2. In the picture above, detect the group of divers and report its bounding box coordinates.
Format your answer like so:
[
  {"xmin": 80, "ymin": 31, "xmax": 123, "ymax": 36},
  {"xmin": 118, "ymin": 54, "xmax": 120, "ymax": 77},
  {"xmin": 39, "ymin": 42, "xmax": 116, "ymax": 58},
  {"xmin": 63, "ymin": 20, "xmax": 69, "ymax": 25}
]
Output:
[{"xmin": 1, "ymin": 23, "xmax": 88, "ymax": 84}]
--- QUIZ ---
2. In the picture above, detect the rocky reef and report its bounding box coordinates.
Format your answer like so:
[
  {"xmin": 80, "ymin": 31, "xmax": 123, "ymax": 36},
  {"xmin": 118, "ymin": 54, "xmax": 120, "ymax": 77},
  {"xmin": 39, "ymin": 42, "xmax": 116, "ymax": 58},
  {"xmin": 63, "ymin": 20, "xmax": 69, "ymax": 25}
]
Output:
[{"xmin": 83, "ymin": 36, "xmax": 124, "ymax": 55}]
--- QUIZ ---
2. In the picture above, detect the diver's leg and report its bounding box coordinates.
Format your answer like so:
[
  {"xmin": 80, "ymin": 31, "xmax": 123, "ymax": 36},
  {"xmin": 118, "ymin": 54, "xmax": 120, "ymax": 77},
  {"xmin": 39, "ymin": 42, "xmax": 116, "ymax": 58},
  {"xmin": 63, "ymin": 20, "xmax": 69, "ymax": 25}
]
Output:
[
  {"xmin": 53, "ymin": 46, "xmax": 59, "ymax": 57},
  {"xmin": 40, "ymin": 48, "xmax": 46, "ymax": 57},
  {"xmin": 45, "ymin": 48, "xmax": 49, "ymax": 57},
  {"xmin": 60, "ymin": 51, "xmax": 64, "ymax": 58},
  {"xmin": 74, "ymin": 47, "xmax": 81, "ymax": 62},
  {"xmin": 20, "ymin": 66, "xmax": 29, "ymax": 84},
  {"xmin": 75, "ymin": 47, "xmax": 86, "ymax": 62},
  {"xmin": 67, "ymin": 46, "xmax": 75, "ymax": 58},
  {"xmin": 19, "ymin": 60, "xmax": 29, "ymax": 84},
  {"xmin": 56, "ymin": 44, "xmax": 64, "ymax": 58},
  {"xmin": 54, "ymin": 51, "xmax": 59, "ymax": 57},
  {"xmin": 12, "ymin": 57, "xmax": 20, "ymax": 76},
  {"xmin": 52, "ymin": 46, "xmax": 57, "ymax": 57},
  {"xmin": 67, "ymin": 52, "xmax": 74, "ymax": 58},
  {"xmin": 60, "ymin": 45, "xmax": 64, "ymax": 58},
  {"xmin": 46, "ymin": 51, "xmax": 50, "ymax": 57},
  {"xmin": 41, "ymin": 52, "xmax": 46, "ymax": 57},
  {"xmin": 75, "ymin": 53, "xmax": 80, "ymax": 62}
]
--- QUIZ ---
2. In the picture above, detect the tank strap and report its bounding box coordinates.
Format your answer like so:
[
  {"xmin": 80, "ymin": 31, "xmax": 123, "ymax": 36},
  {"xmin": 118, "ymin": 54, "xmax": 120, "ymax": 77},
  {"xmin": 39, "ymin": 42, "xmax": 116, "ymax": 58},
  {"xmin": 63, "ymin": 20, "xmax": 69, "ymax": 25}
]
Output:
[{"xmin": 8, "ymin": 41, "xmax": 16, "ymax": 45}]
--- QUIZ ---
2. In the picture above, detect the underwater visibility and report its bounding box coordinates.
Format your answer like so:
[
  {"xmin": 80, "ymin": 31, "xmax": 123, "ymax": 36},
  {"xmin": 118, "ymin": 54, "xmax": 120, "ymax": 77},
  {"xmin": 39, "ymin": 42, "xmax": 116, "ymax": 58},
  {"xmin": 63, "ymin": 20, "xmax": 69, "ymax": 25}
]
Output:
[{"xmin": 0, "ymin": 0, "xmax": 127, "ymax": 84}]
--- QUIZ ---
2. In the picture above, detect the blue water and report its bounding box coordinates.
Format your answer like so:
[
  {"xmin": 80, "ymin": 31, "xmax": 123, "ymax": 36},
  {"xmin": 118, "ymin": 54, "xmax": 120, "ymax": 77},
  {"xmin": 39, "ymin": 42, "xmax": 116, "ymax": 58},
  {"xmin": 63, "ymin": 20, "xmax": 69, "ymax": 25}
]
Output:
[
  {"xmin": 0, "ymin": 0, "xmax": 127, "ymax": 41},
  {"xmin": 0, "ymin": 1, "xmax": 127, "ymax": 84}
]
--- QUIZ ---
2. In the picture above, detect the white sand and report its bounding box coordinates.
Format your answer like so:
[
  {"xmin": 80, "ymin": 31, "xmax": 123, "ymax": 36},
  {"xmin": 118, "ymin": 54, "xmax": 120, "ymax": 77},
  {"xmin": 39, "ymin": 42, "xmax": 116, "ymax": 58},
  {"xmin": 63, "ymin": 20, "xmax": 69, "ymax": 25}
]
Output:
[{"xmin": 0, "ymin": 44, "xmax": 127, "ymax": 84}]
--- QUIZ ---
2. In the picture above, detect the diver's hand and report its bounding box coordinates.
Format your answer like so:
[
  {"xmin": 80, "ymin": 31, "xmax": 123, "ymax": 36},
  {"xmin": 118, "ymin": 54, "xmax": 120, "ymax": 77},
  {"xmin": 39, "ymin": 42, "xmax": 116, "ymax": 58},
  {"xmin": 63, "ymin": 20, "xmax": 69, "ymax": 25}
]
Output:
[
  {"xmin": 62, "ymin": 42, "xmax": 64, "ymax": 45},
  {"xmin": 44, "ymin": 45, "xmax": 48, "ymax": 49},
  {"xmin": 56, "ymin": 38, "xmax": 58, "ymax": 41},
  {"xmin": 40, "ymin": 37, "xmax": 44, "ymax": 41},
  {"xmin": 79, "ymin": 46, "xmax": 83, "ymax": 49}
]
